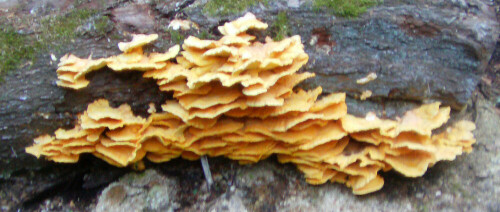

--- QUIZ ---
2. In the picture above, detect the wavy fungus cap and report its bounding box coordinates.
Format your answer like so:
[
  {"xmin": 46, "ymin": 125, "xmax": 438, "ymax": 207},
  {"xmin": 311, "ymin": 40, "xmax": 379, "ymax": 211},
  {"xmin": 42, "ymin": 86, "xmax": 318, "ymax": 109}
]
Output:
[
  {"xmin": 26, "ymin": 12, "xmax": 476, "ymax": 195},
  {"xmin": 118, "ymin": 34, "xmax": 159, "ymax": 52}
]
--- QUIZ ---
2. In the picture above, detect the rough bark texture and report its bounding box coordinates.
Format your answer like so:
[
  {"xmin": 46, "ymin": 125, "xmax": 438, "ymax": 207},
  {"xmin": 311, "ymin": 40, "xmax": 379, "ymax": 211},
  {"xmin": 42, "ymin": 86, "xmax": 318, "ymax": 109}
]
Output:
[
  {"xmin": 184, "ymin": 0, "xmax": 498, "ymax": 112},
  {"xmin": 0, "ymin": 0, "xmax": 498, "ymax": 210}
]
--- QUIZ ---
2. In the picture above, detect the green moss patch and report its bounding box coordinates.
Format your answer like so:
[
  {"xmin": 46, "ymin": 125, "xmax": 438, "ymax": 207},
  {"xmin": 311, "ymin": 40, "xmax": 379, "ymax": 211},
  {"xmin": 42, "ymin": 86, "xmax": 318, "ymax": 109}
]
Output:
[
  {"xmin": 93, "ymin": 15, "xmax": 113, "ymax": 37},
  {"xmin": 203, "ymin": 0, "xmax": 269, "ymax": 16},
  {"xmin": 40, "ymin": 9, "xmax": 97, "ymax": 46},
  {"xmin": 0, "ymin": 9, "xmax": 100, "ymax": 80},
  {"xmin": 168, "ymin": 29, "xmax": 185, "ymax": 45},
  {"xmin": 196, "ymin": 30, "xmax": 215, "ymax": 40},
  {"xmin": 0, "ymin": 25, "xmax": 37, "ymax": 77},
  {"xmin": 271, "ymin": 11, "xmax": 290, "ymax": 41},
  {"xmin": 314, "ymin": 0, "xmax": 379, "ymax": 18}
]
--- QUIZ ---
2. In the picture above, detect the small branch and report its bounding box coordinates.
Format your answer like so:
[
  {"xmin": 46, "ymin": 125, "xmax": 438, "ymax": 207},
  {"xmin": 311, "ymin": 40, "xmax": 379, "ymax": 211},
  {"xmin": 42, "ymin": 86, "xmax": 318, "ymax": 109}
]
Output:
[
  {"xmin": 200, "ymin": 156, "xmax": 213, "ymax": 190},
  {"xmin": 10, "ymin": 146, "xmax": 17, "ymax": 158}
]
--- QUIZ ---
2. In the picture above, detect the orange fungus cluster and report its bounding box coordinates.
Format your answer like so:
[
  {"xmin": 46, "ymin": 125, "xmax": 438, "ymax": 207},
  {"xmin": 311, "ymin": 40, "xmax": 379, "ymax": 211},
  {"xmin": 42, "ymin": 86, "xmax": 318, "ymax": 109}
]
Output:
[{"xmin": 26, "ymin": 13, "xmax": 476, "ymax": 195}]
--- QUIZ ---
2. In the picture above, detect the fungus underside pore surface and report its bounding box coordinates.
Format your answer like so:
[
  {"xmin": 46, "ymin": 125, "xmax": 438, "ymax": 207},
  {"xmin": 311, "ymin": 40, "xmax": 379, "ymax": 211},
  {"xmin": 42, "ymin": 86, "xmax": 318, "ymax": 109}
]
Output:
[{"xmin": 25, "ymin": 13, "xmax": 476, "ymax": 195}]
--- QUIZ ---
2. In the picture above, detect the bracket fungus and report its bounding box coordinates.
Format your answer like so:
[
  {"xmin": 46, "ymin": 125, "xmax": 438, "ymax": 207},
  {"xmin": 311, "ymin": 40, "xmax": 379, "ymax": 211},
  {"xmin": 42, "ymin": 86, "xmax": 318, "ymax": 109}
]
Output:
[{"xmin": 27, "ymin": 13, "xmax": 476, "ymax": 195}]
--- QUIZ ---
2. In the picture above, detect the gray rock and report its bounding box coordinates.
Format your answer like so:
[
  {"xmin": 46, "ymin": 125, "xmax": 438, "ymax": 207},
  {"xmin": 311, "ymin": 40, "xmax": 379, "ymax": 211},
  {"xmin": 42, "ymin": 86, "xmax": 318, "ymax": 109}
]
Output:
[
  {"xmin": 95, "ymin": 170, "xmax": 179, "ymax": 212},
  {"xmin": 236, "ymin": 162, "xmax": 277, "ymax": 188},
  {"xmin": 278, "ymin": 184, "xmax": 415, "ymax": 212},
  {"xmin": 207, "ymin": 191, "xmax": 248, "ymax": 212}
]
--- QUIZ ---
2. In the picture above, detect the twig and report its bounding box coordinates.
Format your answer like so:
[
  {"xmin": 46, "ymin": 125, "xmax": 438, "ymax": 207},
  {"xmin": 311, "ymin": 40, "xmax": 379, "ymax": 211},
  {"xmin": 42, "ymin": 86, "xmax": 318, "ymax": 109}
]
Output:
[
  {"xmin": 10, "ymin": 146, "xmax": 17, "ymax": 158},
  {"xmin": 200, "ymin": 156, "xmax": 213, "ymax": 190}
]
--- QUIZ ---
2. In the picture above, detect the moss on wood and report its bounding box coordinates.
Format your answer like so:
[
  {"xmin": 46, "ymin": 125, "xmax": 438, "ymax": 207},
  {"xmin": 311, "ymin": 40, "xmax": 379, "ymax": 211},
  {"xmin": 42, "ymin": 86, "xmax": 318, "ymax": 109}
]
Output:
[{"xmin": 314, "ymin": 0, "xmax": 379, "ymax": 18}]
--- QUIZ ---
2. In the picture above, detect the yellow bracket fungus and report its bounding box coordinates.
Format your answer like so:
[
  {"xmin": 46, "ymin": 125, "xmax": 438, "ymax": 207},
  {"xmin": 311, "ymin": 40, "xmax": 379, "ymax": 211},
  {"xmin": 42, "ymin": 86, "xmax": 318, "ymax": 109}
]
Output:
[{"xmin": 27, "ymin": 13, "xmax": 476, "ymax": 195}]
